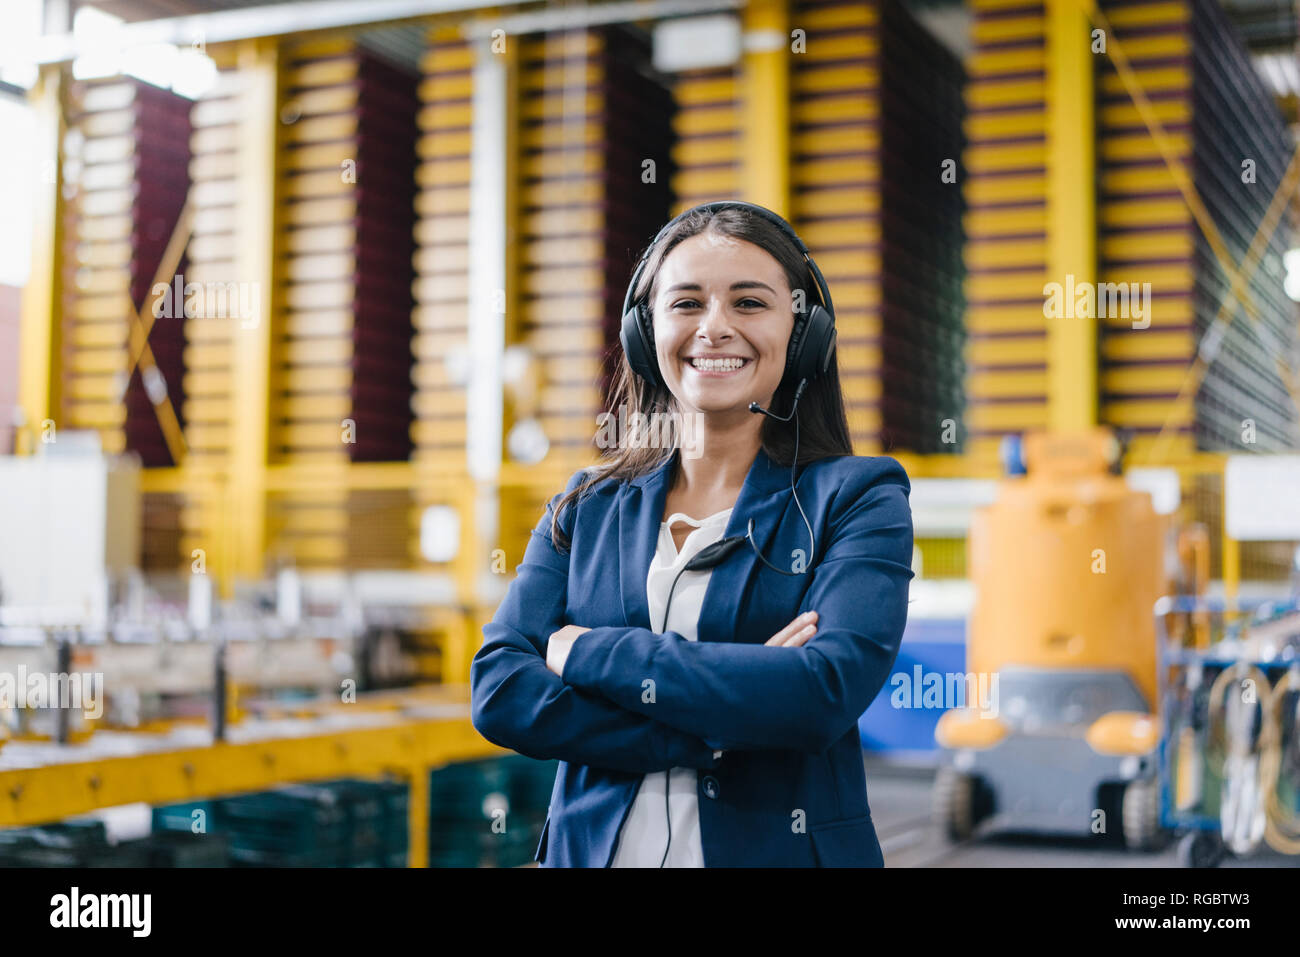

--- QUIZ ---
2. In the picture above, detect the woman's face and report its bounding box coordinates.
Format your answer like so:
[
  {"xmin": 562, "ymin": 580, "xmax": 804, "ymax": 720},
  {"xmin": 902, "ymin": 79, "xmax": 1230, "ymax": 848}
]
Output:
[{"xmin": 651, "ymin": 230, "xmax": 794, "ymax": 417}]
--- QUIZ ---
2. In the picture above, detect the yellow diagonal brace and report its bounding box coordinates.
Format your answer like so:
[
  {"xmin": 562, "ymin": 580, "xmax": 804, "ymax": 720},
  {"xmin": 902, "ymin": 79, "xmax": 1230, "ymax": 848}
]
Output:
[
  {"xmin": 1085, "ymin": 0, "xmax": 1300, "ymax": 452},
  {"xmin": 1150, "ymin": 142, "xmax": 1300, "ymax": 459},
  {"xmin": 133, "ymin": 341, "xmax": 189, "ymax": 464},
  {"xmin": 1084, "ymin": 1, "xmax": 1261, "ymax": 327},
  {"xmin": 117, "ymin": 197, "xmax": 195, "ymax": 466},
  {"xmin": 125, "ymin": 197, "xmax": 195, "ymax": 382}
]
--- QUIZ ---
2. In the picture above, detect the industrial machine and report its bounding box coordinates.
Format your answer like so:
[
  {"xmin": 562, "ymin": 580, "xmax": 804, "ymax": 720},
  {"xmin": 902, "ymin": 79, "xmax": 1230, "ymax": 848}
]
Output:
[
  {"xmin": 0, "ymin": 446, "xmax": 469, "ymax": 739},
  {"xmin": 0, "ymin": 447, "xmax": 511, "ymax": 867},
  {"xmin": 933, "ymin": 429, "xmax": 1169, "ymax": 848},
  {"xmin": 1159, "ymin": 594, "xmax": 1300, "ymax": 867}
]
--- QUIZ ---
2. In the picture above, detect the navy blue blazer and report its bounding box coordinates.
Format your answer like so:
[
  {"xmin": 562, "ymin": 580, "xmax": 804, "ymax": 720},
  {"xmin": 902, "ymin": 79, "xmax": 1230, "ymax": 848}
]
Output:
[{"xmin": 470, "ymin": 446, "xmax": 914, "ymax": 866}]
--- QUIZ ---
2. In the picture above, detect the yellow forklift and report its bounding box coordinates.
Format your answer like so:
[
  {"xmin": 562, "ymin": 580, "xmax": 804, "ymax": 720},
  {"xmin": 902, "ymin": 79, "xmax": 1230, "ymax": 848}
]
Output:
[{"xmin": 933, "ymin": 429, "xmax": 1171, "ymax": 848}]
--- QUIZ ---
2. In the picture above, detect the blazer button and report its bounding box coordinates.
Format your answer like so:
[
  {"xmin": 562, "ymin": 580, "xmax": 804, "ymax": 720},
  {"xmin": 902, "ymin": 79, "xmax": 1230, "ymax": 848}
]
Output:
[{"xmin": 702, "ymin": 775, "xmax": 720, "ymax": 799}]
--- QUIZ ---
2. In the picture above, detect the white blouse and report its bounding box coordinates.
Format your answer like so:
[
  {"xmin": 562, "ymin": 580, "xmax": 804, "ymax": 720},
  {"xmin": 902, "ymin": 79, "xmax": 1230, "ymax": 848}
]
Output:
[{"xmin": 610, "ymin": 506, "xmax": 733, "ymax": 867}]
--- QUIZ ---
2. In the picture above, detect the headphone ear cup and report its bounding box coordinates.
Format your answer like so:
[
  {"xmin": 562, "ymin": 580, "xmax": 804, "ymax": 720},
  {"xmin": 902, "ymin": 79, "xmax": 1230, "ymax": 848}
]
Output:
[
  {"xmin": 620, "ymin": 303, "xmax": 662, "ymax": 389},
  {"xmin": 784, "ymin": 309, "xmax": 809, "ymax": 380},
  {"xmin": 789, "ymin": 303, "xmax": 836, "ymax": 383}
]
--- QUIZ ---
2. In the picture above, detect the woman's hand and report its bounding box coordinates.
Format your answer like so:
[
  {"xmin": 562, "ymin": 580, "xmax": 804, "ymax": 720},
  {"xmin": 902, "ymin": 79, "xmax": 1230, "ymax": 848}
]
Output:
[
  {"xmin": 546, "ymin": 624, "xmax": 591, "ymax": 677},
  {"xmin": 764, "ymin": 611, "xmax": 818, "ymax": 647}
]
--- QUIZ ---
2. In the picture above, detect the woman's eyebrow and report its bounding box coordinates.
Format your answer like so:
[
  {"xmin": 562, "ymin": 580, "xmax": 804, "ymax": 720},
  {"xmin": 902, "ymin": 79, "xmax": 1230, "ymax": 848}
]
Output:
[{"xmin": 664, "ymin": 281, "xmax": 776, "ymax": 294}]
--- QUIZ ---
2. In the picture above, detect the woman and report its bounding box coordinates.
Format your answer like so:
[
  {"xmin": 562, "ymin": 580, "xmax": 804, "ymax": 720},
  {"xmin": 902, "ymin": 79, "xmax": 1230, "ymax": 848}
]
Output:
[{"xmin": 470, "ymin": 201, "xmax": 914, "ymax": 867}]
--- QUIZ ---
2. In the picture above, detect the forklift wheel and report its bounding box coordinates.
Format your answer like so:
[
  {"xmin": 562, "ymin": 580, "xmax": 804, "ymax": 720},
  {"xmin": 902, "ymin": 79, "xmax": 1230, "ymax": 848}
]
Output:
[
  {"xmin": 933, "ymin": 766, "xmax": 978, "ymax": 841},
  {"xmin": 1178, "ymin": 831, "xmax": 1225, "ymax": 868},
  {"xmin": 1121, "ymin": 777, "xmax": 1166, "ymax": 850}
]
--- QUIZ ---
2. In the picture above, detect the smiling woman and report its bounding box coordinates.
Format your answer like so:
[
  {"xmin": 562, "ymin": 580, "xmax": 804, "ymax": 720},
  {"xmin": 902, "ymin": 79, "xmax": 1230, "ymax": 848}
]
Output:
[{"xmin": 470, "ymin": 202, "xmax": 914, "ymax": 868}]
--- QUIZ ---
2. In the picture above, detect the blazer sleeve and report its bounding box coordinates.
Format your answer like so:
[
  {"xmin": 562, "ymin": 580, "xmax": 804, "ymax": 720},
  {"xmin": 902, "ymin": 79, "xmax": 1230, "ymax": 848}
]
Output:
[
  {"xmin": 470, "ymin": 468, "xmax": 722, "ymax": 774},
  {"xmin": 558, "ymin": 458, "xmax": 914, "ymax": 754}
]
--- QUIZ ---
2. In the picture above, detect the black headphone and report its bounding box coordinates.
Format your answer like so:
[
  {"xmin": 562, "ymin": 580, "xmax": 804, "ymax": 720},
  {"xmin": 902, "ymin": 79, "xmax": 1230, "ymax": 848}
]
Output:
[{"xmin": 619, "ymin": 201, "xmax": 838, "ymax": 393}]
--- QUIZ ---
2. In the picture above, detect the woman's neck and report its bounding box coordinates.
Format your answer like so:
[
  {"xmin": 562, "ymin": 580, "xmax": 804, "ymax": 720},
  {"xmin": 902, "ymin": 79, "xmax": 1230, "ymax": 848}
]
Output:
[{"xmin": 672, "ymin": 412, "xmax": 763, "ymax": 499}]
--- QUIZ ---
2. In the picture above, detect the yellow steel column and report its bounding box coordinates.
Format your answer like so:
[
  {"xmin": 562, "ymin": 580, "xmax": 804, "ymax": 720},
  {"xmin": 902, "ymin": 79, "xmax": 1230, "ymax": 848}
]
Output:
[
  {"xmin": 228, "ymin": 38, "xmax": 279, "ymax": 588},
  {"xmin": 1045, "ymin": 0, "xmax": 1097, "ymax": 431},
  {"xmin": 17, "ymin": 64, "xmax": 66, "ymax": 453},
  {"xmin": 408, "ymin": 763, "xmax": 429, "ymax": 867},
  {"xmin": 741, "ymin": 0, "xmax": 790, "ymax": 216}
]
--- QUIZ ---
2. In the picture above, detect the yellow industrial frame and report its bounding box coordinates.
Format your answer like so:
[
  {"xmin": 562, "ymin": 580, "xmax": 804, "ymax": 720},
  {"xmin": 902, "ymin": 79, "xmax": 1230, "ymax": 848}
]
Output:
[
  {"xmin": 16, "ymin": 63, "xmax": 65, "ymax": 452},
  {"xmin": 12, "ymin": 7, "xmax": 1296, "ymax": 861},
  {"xmin": 19, "ymin": 0, "xmax": 1269, "ymax": 597},
  {"xmin": 0, "ymin": 689, "xmax": 502, "ymax": 868},
  {"xmin": 1045, "ymin": 0, "xmax": 1097, "ymax": 432},
  {"xmin": 228, "ymin": 38, "xmax": 280, "ymax": 588},
  {"xmin": 741, "ymin": 0, "xmax": 790, "ymax": 217}
]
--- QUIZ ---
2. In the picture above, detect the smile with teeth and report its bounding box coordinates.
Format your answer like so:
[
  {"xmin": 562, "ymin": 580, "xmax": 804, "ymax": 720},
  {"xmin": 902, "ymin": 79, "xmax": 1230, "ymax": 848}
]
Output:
[{"xmin": 687, "ymin": 356, "xmax": 749, "ymax": 373}]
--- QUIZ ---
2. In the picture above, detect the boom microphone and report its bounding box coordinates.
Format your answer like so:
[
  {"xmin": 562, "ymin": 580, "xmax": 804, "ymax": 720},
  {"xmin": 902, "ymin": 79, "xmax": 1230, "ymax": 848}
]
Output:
[{"xmin": 748, "ymin": 379, "xmax": 808, "ymax": 422}]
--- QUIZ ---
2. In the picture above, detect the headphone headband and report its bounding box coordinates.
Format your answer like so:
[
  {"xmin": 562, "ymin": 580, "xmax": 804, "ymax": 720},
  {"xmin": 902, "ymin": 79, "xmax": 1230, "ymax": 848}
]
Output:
[{"xmin": 621, "ymin": 200, "xmax": 834, "ymax": 322}]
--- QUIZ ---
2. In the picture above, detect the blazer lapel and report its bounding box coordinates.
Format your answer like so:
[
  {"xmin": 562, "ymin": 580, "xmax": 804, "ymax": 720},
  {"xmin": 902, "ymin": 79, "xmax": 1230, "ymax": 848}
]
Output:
[
  {"xmin": 697, "ymin": 448, "xmax": 792, "ymax": 644},
  {"xmin": 617, "ymin": 446, "xmax": 794, "ymax": 643},
  {"xmin": 618, "ymin": 450, "xmax": 678, "ymax": 630}
]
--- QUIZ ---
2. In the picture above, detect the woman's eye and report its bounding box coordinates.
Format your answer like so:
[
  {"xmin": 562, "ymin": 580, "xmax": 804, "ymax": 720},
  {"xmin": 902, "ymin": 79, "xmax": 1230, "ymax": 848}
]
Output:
[{"xmin": 670, "ymin": 297, "xmax": 765, "ymax": 310}]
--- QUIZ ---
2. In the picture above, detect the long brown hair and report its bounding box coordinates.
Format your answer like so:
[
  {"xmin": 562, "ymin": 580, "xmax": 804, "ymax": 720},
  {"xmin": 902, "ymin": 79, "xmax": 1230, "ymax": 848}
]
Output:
[{"xmin": 550, "ymin": 204, "xmax": 853, "ymax": 551}]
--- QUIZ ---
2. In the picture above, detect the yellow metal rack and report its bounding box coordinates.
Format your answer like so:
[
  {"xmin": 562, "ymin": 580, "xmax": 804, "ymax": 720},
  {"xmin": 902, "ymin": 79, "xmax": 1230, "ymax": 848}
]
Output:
[{"xmin": 0, "ymin": 687, "xmax": 499, "ymax": 868}]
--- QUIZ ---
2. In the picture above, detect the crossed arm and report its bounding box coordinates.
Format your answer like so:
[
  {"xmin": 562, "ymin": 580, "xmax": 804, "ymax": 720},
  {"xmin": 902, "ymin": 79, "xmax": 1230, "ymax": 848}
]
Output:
[
  {"xmin": 469, "ymin": 464, "xmax": 913, "ymax": 768},
  {"xmin": 471, "ymin": 472, "xmax": 723, "ymax": 774},
  {"xmin": 557, "ymin": 474, "xmax": 913, "ymax": 754}
]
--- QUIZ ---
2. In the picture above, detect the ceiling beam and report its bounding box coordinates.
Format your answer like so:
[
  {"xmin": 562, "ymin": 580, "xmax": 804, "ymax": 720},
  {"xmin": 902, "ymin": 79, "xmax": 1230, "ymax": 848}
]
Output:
[
  {"xmin": 32, "ymin": 0, "xmax": 506, "ymax": 63},
  {"xmin": 32, "ymin": 0, "xmax": 743, "ymax": 64}
]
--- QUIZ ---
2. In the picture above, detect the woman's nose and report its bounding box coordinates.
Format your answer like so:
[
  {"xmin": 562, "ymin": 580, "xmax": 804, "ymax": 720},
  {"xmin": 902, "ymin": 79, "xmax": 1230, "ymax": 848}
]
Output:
[{"xmin": 697, "ymin": 299, "xmax": 733, "ymax": 341}]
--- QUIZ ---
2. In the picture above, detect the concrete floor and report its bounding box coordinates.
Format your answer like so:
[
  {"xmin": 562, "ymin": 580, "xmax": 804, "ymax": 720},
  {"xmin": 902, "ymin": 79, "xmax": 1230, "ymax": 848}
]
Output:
[{"xmin": 865, "ymin": 757, "xmax": 1299, "ymax": 868}]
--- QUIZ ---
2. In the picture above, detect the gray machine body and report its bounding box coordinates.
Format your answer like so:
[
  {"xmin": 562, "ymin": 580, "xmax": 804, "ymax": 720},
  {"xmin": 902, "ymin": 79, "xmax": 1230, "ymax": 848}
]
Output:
[{"xmin": 939, "ymin": 667, "xmax": 1157, "ymax": 836}]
